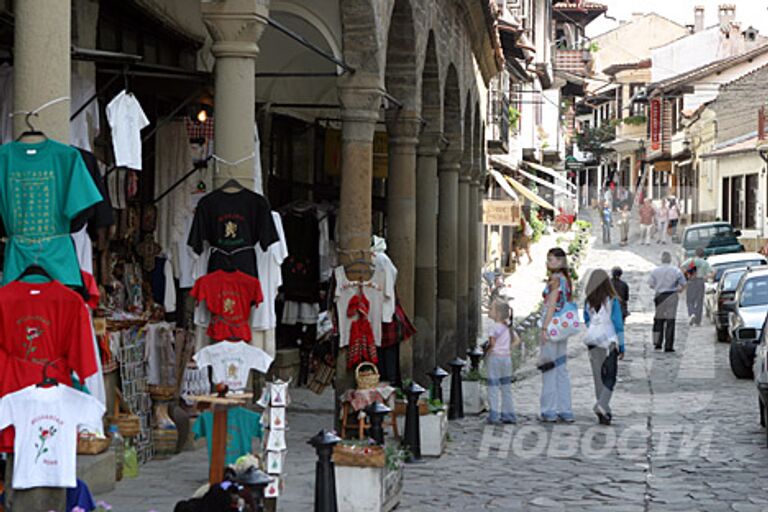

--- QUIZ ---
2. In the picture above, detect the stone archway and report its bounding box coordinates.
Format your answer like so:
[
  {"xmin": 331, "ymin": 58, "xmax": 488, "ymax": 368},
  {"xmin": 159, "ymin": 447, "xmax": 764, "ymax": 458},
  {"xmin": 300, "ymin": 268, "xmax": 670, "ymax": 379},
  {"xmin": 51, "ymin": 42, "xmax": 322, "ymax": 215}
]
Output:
[
  {"xmin": 413, "ymin": 31, "xmax": 442, "ymax": 379},
  {"xmin": 437, "ymin": 63, "xmax": 463, "ymax": 365}
]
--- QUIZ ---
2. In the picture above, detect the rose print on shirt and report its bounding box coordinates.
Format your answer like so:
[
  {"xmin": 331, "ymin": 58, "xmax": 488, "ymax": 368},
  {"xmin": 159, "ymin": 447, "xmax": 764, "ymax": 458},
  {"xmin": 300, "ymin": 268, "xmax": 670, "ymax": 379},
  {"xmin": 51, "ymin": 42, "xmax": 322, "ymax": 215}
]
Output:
[
  {"xmin": 23, "ymin": 326, "xmax": 42, "ymax": 359},
  {"xmin": 34, "ymin": 424, "xmax": 58, "ymax": 463}
]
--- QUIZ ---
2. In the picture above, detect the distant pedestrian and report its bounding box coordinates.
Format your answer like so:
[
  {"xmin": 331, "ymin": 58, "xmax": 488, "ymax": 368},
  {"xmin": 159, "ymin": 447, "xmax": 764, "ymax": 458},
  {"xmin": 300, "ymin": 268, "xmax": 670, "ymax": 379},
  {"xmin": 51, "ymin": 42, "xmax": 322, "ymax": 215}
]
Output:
[
  {"xmin": 601, "ymin": 201, "xmax": 612, "ymax": 245},
  {"xmin": 485, "ymin": 301, "xmax": 519, "ymax": 425},
  {"xmin": 639, "ymin": 198, "xmax": 655, "ymax": 245},
  {"xmin": 517, "ymin": 217, "xmax": 534, "ymax": 265},
  {"xmin": 656, "ymin": 200, "xmax": 669, "ymax": 244},
  {"xmin": 538, "ymin": 247, "xmax": 574, "ymax": 423},
  {"xmin": 603, "ymin": 186, "xmax": 613, "ymax": 210},
  {"xmin": 681, "ymin": 246, "xmax": 714, "ymax": 326},
  {"xmin": 668, "ymin": 198, "xmax": 680, "ymax": 242},
  {"xmin": 611, "ymin": 266, "xmax": 630, "ymax": 320},
  {"xmin": 617, "ymin": 204, "xmax": 631, "ymax": 246},
  {"xmin": 648, "ymin": 251, "xmax": 686, "ymax": 352},
  {"xmin": 583, "ymin": 269, "xmax": 625, "ymax": 425}
]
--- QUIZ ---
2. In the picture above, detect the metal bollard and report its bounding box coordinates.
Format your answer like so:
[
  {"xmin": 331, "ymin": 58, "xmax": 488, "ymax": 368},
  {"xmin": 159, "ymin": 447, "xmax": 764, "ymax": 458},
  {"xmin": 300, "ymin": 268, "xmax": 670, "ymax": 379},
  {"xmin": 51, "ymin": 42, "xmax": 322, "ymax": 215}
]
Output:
[
  {"xmin": 448, "ymin": 357, "xmax": 466, "ymax": 420},
  {"xmin": 426, "ymin": 366, "xmax": 449, "ymax": 403},
  {"xmin": 403, "ymin": 380, "xmax": 426, "ymax": 462},
  {"xmin": 365, "ymin": 401, "xmax": 391, "ymax": 445},
  {"xmin": 236, "ymin": 466, "xmax": 273, "ymax": 512},
  {"xmin": 467, "ymin": 346, "xmax": 484, "ymax": 372},
  {"xmin": 308, "ymin": 429, "xmax": 341, "ymax": 512}
]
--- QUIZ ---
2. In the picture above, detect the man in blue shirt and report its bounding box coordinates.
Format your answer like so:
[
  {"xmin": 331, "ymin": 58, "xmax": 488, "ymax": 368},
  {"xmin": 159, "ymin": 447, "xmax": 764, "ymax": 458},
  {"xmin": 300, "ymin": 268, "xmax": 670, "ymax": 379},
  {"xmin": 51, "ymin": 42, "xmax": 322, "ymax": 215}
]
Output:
[{"xmin": 648, "ymin": 251, "xmax": 686, "ymax": 352}]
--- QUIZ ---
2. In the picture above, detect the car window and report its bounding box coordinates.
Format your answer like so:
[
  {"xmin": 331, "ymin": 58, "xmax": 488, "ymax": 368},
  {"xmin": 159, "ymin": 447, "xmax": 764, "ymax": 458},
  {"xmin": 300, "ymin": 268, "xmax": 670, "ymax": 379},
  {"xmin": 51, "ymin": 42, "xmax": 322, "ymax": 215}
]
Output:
[
  {"xmin": 685, "ymin": 226, "xmax": 736, "ymax": 246},
  {"xmin": 721, "ymin": 270, "xmax": 747, "ymax": 291},
  {"xmin": 713, "ymin": 260, "xmax": 766, "ymax": 281},
  {"xmin": 740, "ymin": 276, "xmax": 768, "ymax": 307}
]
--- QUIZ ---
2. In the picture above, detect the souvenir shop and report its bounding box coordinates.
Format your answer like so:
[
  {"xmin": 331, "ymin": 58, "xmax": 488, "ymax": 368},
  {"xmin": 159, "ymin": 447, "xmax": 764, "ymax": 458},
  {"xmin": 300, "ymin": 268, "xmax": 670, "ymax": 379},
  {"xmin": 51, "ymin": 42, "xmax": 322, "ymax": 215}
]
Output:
[{"xmin": 0, "ymin": 3, "xmax": 414, "ymax": 510}]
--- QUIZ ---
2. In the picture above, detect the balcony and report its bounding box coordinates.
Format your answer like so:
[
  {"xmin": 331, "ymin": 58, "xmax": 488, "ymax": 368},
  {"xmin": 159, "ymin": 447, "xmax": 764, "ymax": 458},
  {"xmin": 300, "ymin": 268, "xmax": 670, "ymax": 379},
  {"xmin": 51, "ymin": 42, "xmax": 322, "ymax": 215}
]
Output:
[
  {"xmin": 555, "ymin": 48, "xmax": 593, "ymax": 77},
  {"xmin": 487, "ymin": 89, "xmax": 510, "ymax": 155},
  {"xmin": 575, "ymin": 122, "xmax": 616, "ymax": 154},
  {"xmin": 615, "ymin": 116, "xmax": 647, "ymax": 140}
]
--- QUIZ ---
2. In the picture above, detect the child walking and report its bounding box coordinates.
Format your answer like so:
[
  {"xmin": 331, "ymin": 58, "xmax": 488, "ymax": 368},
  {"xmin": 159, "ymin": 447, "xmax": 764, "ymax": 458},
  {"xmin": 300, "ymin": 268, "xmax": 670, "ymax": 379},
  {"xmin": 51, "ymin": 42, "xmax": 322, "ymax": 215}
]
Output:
[
  {"xmin": 485, "ymin": 301, "xmax": 520, "ymax": 424},
  {"xmin": 583, "ymin": 269, "xmax": 625, "ymax": 426}
]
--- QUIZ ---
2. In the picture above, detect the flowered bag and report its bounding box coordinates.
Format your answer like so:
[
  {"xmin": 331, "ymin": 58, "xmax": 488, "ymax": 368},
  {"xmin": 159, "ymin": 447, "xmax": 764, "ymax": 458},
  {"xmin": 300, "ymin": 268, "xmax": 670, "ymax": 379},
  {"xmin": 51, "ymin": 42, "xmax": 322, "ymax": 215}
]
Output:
[{"xmin": 544, "ymin": 302, "xmax": 582, "ymax": 342}]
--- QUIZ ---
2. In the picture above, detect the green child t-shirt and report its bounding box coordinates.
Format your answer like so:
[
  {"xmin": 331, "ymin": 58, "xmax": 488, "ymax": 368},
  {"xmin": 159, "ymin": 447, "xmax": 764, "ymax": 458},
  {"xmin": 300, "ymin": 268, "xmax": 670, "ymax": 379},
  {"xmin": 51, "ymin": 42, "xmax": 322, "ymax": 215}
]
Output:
[
  {"xmin": 0, "ymin": 139, "xmax": 102, "ymax": 285},
  {"xmin": 192, "ymin": 407, "xmax": 263, "ymax": 466}
]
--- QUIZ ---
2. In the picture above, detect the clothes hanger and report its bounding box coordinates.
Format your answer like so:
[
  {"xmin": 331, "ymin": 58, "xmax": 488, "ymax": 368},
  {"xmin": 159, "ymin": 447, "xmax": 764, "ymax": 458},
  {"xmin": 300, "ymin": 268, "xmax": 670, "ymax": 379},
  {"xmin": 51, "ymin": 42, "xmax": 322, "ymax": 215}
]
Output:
[
  {"xmin": 217, "ymin": 178, "xmax": 244, "ymax": 193},
  {"xmin": 36, "ymin": 361, "xmax": 59, "ymax": 388},
  {"xmin": 15, "ymin": 111, "xmax": 47, "ymax": 142},
  {"xmin": 17, "ymin": 264, "xmax": 53, "ymax": 281}
]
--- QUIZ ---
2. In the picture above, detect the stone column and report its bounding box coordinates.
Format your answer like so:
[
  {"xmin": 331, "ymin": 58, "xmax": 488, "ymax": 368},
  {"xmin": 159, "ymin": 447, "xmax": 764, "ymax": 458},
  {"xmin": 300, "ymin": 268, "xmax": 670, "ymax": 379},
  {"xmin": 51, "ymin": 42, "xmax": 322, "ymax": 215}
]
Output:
[
  {"xmin": 437, "ymin": 149, "xmax": 462, "ymax": 365},
  {"xmin": 467, "ymin": 176, "xmax": 482, "ymax": 343},
  {"xmin": 335, "ymin": 80, "xmax": 382, "ymax": 391},
  {"xmin": 202, "ymin": 0, "xmax": 269, "ymax": 188},
  {"xmin": 385, "ymin": 111, "xmax": 421, "ymax": 380},
  {"xmin": 13, "ymin": 0, "xmax": 71, "ymax": 140},
  {"xmin": 413, "ymin": 134, "xmax": 441, "ymax": 380},
  {"xmin": 456, "ymin": 169, "xmax": 471, "ymax": 355}
]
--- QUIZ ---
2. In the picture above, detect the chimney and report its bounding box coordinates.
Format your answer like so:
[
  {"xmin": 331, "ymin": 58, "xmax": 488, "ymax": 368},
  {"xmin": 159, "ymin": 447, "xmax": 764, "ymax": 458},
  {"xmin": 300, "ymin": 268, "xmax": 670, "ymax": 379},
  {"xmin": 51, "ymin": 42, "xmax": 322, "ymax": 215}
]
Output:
[
  {"xmin": 694, "ymin": 6, "xmax": 704, "ymax": 33},
  {"xmin": 718, "ymin": 4, "xmax": 735, "ymax": 27}
]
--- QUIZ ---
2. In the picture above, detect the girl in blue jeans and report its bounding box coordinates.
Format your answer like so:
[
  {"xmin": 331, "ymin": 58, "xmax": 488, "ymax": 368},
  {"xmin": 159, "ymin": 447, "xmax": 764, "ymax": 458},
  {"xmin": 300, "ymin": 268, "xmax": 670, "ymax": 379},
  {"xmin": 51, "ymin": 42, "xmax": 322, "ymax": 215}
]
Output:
[{"xmin": 485, "ymin": 301, "xmax": 520, "ymax": 424}]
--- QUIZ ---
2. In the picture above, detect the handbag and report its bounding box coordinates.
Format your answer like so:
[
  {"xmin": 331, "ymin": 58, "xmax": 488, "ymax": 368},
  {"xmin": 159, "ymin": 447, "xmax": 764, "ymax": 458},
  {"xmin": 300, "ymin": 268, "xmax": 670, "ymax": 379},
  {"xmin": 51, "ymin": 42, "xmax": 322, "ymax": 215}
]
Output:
[{"xmin": 543, "ymin": 302, "xmax": 582, "ymax": 342}]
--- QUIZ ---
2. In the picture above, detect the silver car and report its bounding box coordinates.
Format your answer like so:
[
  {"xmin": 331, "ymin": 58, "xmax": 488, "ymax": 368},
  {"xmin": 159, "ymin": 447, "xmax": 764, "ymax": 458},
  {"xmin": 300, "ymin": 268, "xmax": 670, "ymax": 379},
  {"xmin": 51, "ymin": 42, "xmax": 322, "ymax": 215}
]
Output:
[
  {"xmin": 704, "ymin": 252, "xmax": 768, "ymax": 320},
  {"xmin": 752, "ymin": 315, "xmax": 768, "ymax": 446},
  {"xmin": 723, "ymin": 268, "xmax": 768, "ymax": 379}
]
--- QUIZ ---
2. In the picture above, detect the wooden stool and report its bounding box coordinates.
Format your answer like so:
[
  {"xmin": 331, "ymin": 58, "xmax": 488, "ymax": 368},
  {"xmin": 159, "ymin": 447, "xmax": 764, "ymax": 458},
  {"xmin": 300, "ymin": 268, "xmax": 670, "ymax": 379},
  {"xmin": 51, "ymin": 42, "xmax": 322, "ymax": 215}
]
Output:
[{"xmin": 340, "ymin": 402, "xmax": 399, "ymax": 440}]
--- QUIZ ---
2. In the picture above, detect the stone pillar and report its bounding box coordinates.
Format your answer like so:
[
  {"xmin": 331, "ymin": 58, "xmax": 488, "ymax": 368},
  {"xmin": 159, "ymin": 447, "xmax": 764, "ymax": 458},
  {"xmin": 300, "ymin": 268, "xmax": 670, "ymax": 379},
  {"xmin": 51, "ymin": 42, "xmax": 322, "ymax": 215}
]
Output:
[
  {"xmin": 13, "ymin": 0, "xmax": 71, "ymax": 141},
  {"xmin": 467, "ymin": 177, "xmax": 482, "ymax": 343},
  {"xmin": 413, "ymin": 134, "xmax": 441, "ymax": 381},
  {"xmin": 385, "ymin": 111, "xmax": 421, "ymax": 380},
  {"xmin": 456, "ymin": 170, "xmax": 471, "ymax": 355},
  {"xmin": 437, "ymin": 150, "xmax": 461, "ymax": 365},
  {"xmin": 335, "ymin": 80, "xmax": 382, "ymax": 391},
  {"xmin": 202, "ymin": 0, "xmax": 269, "ymax": 188}
]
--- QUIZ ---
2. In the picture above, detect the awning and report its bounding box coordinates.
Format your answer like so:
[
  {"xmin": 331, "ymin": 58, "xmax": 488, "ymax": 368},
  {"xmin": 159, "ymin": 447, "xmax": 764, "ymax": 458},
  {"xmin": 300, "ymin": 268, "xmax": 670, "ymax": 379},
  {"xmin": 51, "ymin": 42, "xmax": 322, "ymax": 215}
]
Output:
[
  {"xmin": 492, "ymin": 155, "xmax": 574, "ymax": 197},
  {"xmin": 505, "ymin": 175, "xmax": 555, "ymax": 211},
  {"xmin": 489, "ymin": 169, "xmax": 519, "ymax": 201},
  {"xmin": 516, "ymin": 167, "xmax": 575, "ymax": 197},
  {"xmin": 522, "ymin": 161, "xmax": 576, "ymax": 191}
]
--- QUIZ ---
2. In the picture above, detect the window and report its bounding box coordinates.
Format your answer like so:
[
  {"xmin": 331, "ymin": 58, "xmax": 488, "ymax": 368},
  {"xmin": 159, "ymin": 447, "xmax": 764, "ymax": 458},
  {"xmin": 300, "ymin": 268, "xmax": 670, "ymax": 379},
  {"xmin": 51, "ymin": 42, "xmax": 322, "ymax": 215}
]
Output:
[
  {"xmin": 741, "ymin": 276, "xmax": 768, "ymax": 307},
  {"xmin": 731, "ymin": 175, "xmax": 743, "ymax": 228},
  {"xmin": 629, "ymin": 83, "xmax": 647, "ymax": 117},
  {"xmin": 722, "ymin": 177, "xmax": 730, "ymax": 223},
  {"xmin": 746, "ymin": 173, "xmax": 758, "ymax": 229}
]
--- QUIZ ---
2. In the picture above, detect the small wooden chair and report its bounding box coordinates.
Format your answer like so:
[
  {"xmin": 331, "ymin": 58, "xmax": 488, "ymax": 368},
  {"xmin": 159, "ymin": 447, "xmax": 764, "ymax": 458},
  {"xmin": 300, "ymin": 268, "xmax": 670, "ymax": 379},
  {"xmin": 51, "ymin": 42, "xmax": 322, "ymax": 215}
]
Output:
[{"xmin": 340, "ymin": 401, "xmax": 399, "ymax": 440}]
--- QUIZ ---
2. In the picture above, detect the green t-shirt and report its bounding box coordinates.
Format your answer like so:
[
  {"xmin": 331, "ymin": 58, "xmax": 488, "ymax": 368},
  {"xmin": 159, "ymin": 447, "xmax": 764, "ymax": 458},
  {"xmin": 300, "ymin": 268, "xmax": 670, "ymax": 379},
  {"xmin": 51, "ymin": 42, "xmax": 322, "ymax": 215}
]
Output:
[
  {"xmin": 683, "ymin": 257, "xmax": 712, "ymax": 278},
  {"xmin": 192, "ymin": 407, "xmax": 263, "ymax": 466},
  {"xmin": 0, "ymin": 139, "xmax": 102, "ymax": 285}
]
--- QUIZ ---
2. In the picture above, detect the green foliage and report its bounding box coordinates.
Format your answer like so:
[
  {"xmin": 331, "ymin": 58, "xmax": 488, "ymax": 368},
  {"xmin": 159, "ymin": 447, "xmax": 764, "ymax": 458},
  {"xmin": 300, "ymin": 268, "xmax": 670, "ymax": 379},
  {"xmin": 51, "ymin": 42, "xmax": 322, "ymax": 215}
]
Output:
[
  {"xmin": 508, "ymin": 106, "xmax": 521, "ymax": 130},
  {"xmin": 587, "ymin": 41, "xmax": 600, "ymax": 53},
  {"xmin": 574, "ymin": 220, "xmax": 592, "ymax": 231},
  {"xmin": 623, "ymin": 115, "xmax": 647, "ymax": 126},
  {"xmin": 385, "ymin": 445, "xmax": 410, "ymax": 470},
  {"xmin": 464, "ymin": 368, "xmax": 484, "ymax": 382},
  {"xmin": 529, "ymin": 210, "xmax": 547, "ymax": 243},
  {"xmin": 428, "ymin": 398, "xmax": 445, "ymax": 414}
]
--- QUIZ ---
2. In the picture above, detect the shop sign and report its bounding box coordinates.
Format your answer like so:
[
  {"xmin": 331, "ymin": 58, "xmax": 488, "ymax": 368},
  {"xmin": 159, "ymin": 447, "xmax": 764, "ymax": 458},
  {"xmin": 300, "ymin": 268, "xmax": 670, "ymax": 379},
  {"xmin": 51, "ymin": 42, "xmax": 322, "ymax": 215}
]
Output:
[
  {"xmin": 483, "ymin": 200, "xmax": 521, "ymax": 226},
  {"xmin": 324, "ymin": 129, "xmax": 388, "ymax": 178},
  {"xmin": 654, "ymin": 160, "xmax": 672, "ymax": 172},
  {"xmin": 650, "ymin": 98, "xmax": 661, "ymax": 151}
]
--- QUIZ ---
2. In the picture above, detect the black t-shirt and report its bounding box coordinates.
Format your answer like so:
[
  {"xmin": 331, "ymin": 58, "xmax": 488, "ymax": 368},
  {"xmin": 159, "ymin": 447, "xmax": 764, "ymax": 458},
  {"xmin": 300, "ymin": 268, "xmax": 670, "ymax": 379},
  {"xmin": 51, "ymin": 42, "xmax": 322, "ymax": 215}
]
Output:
[
  {"xmin": 281, "ymin": 209, "xmax": 320, "ymax": 302},
  {"xmin": 188, "ymin": 189, "xmax": 278, "ymax": 277},
  {"xmin": 71, "ymin": 147, "xmax": 114, "ymax": 234}
]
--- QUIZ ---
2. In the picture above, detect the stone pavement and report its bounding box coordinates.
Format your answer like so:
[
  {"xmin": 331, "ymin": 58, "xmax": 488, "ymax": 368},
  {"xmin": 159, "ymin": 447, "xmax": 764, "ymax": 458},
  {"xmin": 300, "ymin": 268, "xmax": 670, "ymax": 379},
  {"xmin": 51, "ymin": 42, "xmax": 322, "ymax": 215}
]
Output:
[{"xmin": 98, "ymin": 223, "xmax": 768, "ymax": 511}]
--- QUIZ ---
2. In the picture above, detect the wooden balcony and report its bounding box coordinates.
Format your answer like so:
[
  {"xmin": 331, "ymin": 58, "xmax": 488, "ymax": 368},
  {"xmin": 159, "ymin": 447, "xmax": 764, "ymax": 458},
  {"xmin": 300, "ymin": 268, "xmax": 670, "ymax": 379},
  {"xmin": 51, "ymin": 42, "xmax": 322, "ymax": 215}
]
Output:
[{"xmin": 555, "ymin": 49, "xmax": 593, "ymax": 77}]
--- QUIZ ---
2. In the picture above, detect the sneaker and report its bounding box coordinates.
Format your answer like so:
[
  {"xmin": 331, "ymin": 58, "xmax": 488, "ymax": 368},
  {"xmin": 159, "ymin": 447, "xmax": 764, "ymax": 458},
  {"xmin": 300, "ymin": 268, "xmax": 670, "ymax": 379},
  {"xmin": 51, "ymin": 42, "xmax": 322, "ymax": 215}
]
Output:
[
  {"xmin": 501, "ymin": 417, "xmax": 517, "ymax": 425},
  {"xmin": 485, "ymin": 418, "xmax": 501, "ymax": 425},
  {"xmin": 538, "ymin": 415, "xmax": 558, "ymax": 423},
  {"xmin": 664, "ymin": 348, "xmax": 676, "ymax": 353},
  {"xmin": 558, "ymin": 415, "xmax": 575, "ymax": 424},
  {"xmin": 654, "ymin": 345, "xmax": 662, "ymax": 350},
  {"xmin": 594, "ymin": 404, "xmax": 609, "ymax": 425},
  {"xmin": 689, "ymin": 315, "xmax": 696, "ymax": 326}
]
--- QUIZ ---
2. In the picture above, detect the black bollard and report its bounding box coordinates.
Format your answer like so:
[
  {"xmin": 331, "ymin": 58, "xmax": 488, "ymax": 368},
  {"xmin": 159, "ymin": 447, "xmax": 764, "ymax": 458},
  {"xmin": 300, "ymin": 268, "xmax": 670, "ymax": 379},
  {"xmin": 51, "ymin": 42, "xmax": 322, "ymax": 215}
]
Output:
[
  {"xmin": 467, "ymin": 346, "xmax": 484, "ymax": 372},
  {"xmin": 448, "ymin": 357, "xmax": 466, "ymax": 420},
  {"xmin": 308, "ymin": 429, "xmax": 341, "ymax": 512},
  {"xmin": 426, "ymin": 366, "xmax": 449, "ymax": 403},
  {"xmin": 365, "ymin": 401, "xmax": 391, "ymax": 445},
  {"xmin": 403, "ymin": 380, "xmax": 426, "ymax": 462},
  {"xmin": 236, "ymin": 466, "xmax": 273, "ymax": 512}
]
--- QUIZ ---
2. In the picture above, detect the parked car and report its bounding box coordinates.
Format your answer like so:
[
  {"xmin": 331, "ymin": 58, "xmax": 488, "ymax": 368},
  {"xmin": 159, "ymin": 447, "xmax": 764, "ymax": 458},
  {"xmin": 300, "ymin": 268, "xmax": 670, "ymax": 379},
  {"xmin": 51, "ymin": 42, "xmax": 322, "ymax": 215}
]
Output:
[
  {"xmin": 723, "ymin": 268, "xmax": 768, "ymax": 378},
  {"xmin": 709, "ymin": 267, "xmax": 750, "ymax": 342},
  {"xmin": 680, "ymin": 222, "xmax": 744, "ymax": 259},
  {"xmin": 752, "ymin": 316, "xmax": 768, "ymax": 445},
  {"xmin": 704, "ymin": 252, "xmax": 768, "ymax": 322}
]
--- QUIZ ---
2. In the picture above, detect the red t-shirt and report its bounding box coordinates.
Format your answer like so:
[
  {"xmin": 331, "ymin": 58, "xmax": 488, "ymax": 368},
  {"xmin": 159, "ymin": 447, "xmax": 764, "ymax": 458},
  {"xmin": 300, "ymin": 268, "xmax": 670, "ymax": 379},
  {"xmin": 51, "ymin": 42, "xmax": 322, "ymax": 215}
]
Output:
[
  {"xmin": 81, "ymin": 271, "xmax": 100, "ymax": 310},
  {"xmin": 0, "ymin": 280, "xmax": 98, "ymax": 451},
  {"xmin": 191, "ymin": 270, "xmax": 263, "ymax": 342}
]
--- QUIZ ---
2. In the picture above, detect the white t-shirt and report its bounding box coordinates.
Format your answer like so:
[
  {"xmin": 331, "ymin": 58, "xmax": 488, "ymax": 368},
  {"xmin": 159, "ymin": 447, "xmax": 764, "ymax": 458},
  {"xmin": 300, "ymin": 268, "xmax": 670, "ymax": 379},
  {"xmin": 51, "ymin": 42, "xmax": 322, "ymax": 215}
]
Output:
[
  {"xmin": 334, "ymin": 266, "xmax": 389, "ymax": 347},
  {"xmin": 193, "ymin": 341, "xmax": 274, "ymax": 391},
  {"xmin": 0, "ymin": 385, "xmax": 105, "ymax": 489},
  {"xmin": 251, "ymin": 212, "xmax": 288, "ymax": 330},
  {"xmin": 106, "ymin": 89, "xmax": 149, "ymax": 170}
]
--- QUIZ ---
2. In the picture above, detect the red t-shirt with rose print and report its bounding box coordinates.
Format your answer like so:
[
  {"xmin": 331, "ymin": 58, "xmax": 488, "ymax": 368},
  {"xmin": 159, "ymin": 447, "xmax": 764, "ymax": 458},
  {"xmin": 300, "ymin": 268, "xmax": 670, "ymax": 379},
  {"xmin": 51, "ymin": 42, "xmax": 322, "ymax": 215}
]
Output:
[{"xmin": 191, "ymin": 270, "xmax": 263, "ymax": 342}]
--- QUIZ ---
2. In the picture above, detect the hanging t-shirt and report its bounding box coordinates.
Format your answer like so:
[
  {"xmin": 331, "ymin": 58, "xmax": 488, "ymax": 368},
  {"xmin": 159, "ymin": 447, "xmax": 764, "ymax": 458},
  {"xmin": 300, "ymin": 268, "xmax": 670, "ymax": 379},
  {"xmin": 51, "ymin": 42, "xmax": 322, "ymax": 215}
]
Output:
[
  {"xmin": 281, "ymin": 207, "xmax": 320, "ymax": 302},
  {"xmin": 71, "ymin": 147, "xmax": 114, "ymax": 235},
  {"xmin": 192, "ymin": 407, "xmax": 262, "ymax": 466},
  {"xmin": 0, "ymin": 385, "xmax": 105, "ymax": 489},
  {"xmin": 334, "ymin": 266, "xmax": 390, "ymax": 347},
  {"xmin": 0, "ymin": 139, "xmax": 103, "ymax": 286},
  {"xmin": 190, "ymin": 270, "xmax": 264, "ymax": 341},
  {"xmin": 0, "ymin": 279, "xmax": 98, "ymax": 451},
  {"xmin": 193, "ymin": 341, "xmax": 273, "ymax": 391},
  {"xmin": 105, "ymin": 89, "xmax": 149, "ymax": 170},
  {"xmin": 188, "ymin": 189, "xmax": 278, "ymax": 277},
  {"xmin": 251, "ymin": 212, "xmax": 288, "ymax": 331}
]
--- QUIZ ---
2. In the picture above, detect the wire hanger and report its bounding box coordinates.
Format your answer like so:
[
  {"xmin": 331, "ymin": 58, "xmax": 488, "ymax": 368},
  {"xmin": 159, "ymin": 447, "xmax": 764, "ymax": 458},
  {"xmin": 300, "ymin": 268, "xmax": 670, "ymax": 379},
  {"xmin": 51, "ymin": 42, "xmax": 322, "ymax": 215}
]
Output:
[
  {"xmin": 37, "ymin": 361, "xmax": 59, "ymax": 388},
  {"xmin": 10, "ymin": 96, "xmax": 70, "ymax": 142},
  {"xmin": 17, "ymin": 264, "xmax": 53, "ymax": 282}
]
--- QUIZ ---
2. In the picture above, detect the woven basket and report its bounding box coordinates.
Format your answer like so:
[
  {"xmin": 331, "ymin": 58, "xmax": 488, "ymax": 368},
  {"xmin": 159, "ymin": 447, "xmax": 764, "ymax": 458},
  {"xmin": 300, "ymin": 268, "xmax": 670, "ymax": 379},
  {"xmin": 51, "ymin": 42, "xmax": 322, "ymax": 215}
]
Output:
[
  {"xmin": 152, "ymin": 428, "xmax": 178, "ymax": 456},
  {"xmin": 148, "ymin": 385, "xmax": 176, "ymax": 402},
  {"xmin": 355, "ymin": 362, "xmax": 380, "ymax": 390},
  {"xmin": 332, "ymin": 444, "xmax": 385, "ymax": 468},
  {"xmin": 110, "ymin": 390, "xmax": 140, "ymax": 438},
  {"xmin": 77, "ymin": 435, "xmax": 111, "ymax": 455}
]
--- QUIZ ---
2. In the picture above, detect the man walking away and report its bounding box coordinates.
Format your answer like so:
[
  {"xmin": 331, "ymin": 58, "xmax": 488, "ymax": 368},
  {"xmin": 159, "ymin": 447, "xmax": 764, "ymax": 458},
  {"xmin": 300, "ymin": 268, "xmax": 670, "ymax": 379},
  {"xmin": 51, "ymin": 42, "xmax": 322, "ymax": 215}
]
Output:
[
  {"xmin": 611, "ymin": 266, "xmax": 630, "ymax": 321},
  {"xmin": 681, "ymin": 247, "xmax": 713, "ymax": 326},
  {"xmin": 601, "ymin": 201, "xmax": 612, "ymax": 245},
  {"xmin": 639, "ymin": 198, "xmax": 654, "ymax": 246},
  {"xmin": 648, "ymin": 251, "xmax": 686, "ymax": 352}
]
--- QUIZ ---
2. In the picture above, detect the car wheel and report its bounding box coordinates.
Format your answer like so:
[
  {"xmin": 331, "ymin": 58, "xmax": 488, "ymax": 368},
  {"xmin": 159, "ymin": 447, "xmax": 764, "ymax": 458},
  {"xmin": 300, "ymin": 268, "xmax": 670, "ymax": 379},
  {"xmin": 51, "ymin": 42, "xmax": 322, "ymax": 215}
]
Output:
[
  {"xmin": 716, "ymin": 327, "xmax": 729, "ymax": 343},
  {"xmin": 730, "ymin": 343, "xmax": 754, "ymax": 379}
]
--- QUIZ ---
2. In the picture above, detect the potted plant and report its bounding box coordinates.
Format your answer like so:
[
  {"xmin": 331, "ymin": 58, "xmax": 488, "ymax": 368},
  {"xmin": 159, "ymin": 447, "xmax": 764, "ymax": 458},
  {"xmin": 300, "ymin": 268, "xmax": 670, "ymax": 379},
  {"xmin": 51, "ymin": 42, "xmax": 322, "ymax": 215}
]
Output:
[
  {"xmin": 420, "ymin": 399, "xmax": 448, "ymax": 457},
  {"xmin": 394, "ymin": 380, "xmax": 429, "ymax": 416},
  {"xmin": 461, "ymin": 367, "xmax": 488, "ymax": 416},
  {"xmin": 335, "ymin": 440, "xmax": 404, "ymax": 512}
]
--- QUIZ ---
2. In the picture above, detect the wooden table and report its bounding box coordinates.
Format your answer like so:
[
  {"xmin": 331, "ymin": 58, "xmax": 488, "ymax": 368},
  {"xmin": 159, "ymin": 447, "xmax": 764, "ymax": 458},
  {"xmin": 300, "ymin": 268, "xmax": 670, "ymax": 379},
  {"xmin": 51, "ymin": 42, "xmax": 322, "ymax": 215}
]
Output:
[{"xmin": 188, "ymin": 393, "xmax": 253, "ymax": 484}]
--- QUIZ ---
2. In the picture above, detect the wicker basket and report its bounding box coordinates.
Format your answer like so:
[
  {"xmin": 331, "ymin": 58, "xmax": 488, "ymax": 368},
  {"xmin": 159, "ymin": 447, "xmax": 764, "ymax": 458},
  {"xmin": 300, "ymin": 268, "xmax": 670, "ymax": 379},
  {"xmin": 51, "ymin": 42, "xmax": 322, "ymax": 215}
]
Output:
[
  {"xmin": 152, "ymin": 428, "xmax": 178, "ymax": 456},
  {"xmin": 332, "ymin": 444, "xmax": 385, "ymax": 468},
  {"xmin": 355, "ymin": 362, "xmax": 380, "ymax": 390},
  {"xmin": 110, "ymin": 390, "xmax": 141, "ymax": 438},
  {"xmin": 77, "ymin": 435, "xmax": 111, "ymax": 455},
  {"xmin": 148, "ymin": 385, "xmax": 176, "ymax": 402}
]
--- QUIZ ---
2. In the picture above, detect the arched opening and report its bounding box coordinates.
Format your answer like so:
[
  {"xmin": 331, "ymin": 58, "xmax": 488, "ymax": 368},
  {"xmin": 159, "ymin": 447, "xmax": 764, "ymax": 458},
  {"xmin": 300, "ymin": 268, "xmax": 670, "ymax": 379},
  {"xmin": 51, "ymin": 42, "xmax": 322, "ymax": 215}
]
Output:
[
  {"xmin": 384, "ymin": 0, "xmax": 417, "ymax": 110},
  {"xmin": 421, "ymin": 32, "xmax": 441, "ymax": 135},
  {"xmin": 443, "ymin": 64, "xmax": 461, "ymax": 151},
  {"xmin": 463, "ymin": 92, "xmax": 473, "ymax": 166}
]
